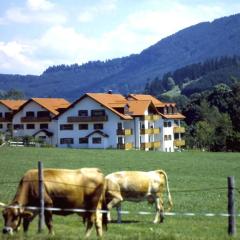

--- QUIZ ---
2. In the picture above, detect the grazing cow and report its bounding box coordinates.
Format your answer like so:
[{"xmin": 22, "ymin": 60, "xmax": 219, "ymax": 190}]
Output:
[
  {"xmin": 2, "ymin": 168, "xmax": 107, "ymax": 238},
  {"xmin": 105, "ymin": 170, "xmax": 173, "ymax": 223}
]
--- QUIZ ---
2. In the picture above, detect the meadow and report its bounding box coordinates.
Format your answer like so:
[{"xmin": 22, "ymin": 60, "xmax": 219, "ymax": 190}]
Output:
[{"xmin": 0, "ymin": 147, "xmax": 239, "ymax": 240}]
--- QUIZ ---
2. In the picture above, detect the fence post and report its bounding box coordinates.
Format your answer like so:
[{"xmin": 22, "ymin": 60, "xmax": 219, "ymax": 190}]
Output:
[
  {"xmin": 228, "ymin": 176, "xmax": 236, "ymax": 236},
  {"xmin": 38, "ymin": 161, "xmax": 44, "ymax": 233}
]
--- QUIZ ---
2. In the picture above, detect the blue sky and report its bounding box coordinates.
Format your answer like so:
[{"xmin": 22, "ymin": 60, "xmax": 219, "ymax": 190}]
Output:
[{"xmin": 0, "ymin": 0, "xmax": 240, "ymax": 75}]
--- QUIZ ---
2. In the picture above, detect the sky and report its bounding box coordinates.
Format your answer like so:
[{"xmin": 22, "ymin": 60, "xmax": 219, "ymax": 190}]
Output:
[{"xmin": 0, "ymin": 0, "xmax": 240, "ymax": 75}]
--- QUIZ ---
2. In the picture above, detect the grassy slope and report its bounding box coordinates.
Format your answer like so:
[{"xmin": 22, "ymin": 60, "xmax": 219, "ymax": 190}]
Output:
[{"xmin": 0, "ymin": 147, "xmax": 239, "ymax": 239}]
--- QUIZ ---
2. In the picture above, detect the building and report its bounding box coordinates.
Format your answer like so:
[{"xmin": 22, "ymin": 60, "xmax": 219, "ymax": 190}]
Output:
[
  {"xmin": 128, "ymin": 94, "xmax": 185, "ymax": 152},
  {"xmin": 2, "ymin": 93, "xmax": 185, "ymax": 151},
  {"xmin": 12, "ymin": 98, "xmax": 70, "ymax": 145},
  {"xmin": 0, "ymin": 100, "xmax": 27, "ymax": 136},
  {"xmin": 55, "ymin": 93, "xmax": 185, "ymax": 151}
]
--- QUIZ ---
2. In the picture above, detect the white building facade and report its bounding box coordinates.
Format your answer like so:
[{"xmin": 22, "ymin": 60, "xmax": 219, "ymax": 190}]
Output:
[{"xmin": 2, "ymin": 94, "xmax": 185, "ymax": 152}]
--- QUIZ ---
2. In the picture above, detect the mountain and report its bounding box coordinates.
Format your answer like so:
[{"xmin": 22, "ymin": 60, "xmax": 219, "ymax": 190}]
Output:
[
  {"xmin": 1, "ymin": 13, "xmax": 240, "ymax": 100},
  {"xmin": 145, "ymin": 55, "xmax": 240, "ymax": 98}
]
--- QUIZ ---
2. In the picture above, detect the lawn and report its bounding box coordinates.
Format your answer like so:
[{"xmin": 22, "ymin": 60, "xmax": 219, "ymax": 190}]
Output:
[{"xmin": 0, "ymin": 147, "xmax": 239, "ymax": 239}]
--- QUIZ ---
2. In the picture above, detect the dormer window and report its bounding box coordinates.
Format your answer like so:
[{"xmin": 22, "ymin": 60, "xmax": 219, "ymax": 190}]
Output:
[{"xmin": 164, "ymin": 107, "xmax": 167, "ymax": 115}]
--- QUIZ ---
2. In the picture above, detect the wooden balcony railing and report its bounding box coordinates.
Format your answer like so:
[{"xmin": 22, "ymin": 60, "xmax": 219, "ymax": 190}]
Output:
[
  {"xmin": 116, "ymin": 128, "xmax": 133, "ymax": 136},
  {"xmin": 141, "ymin": 128, "xmax": 160, "ymax": 135},
  {"xmin": 21, "ymin": 116, "xmax": 51, "ymax": 122},
  {"xmin": 174, "ymin": 139, "xmax": 185, "ymax": 147},
  {"xmin": 0, "ymin": 117, "xmax": 12, "ymax": 122},
  {"xmin": 141, "ymin": 141, "xmax": 161, "ymax": 149},
  {"xmin": 117, "ymin": 142, "xmax": 133, "ymax": 150},
  {"xmin": 141, "ymin": 115, "xmax": 160, "ymax": 121},
  {"xmin": 67, "ymin": 115, "xmax": 108, "ymax": 122},
  {"xmin": 173, "ymin": 127, "xmax": 185, "ymax": 133}
]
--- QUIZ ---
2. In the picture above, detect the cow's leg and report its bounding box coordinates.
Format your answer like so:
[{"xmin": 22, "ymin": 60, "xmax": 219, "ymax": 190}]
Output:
[
  {"xmin": 23, "ymin": 212, "xmax": 37, "ymax": 233},
  {"xmin": 85, "ymin": 214, "xmax": 94, "ymax": 238},
  {"xmin": 44, "ymin": 210, "xmax": 54, "ymax": 235},
  {"xmin": 154, "ymin": 197, "xmax": 164, "ymax": 224},
  {"xmin": 116, "ymin": 203, "xmax": 122, "ymax": 224},
  {"xmin": 95, "ymin": 209, "xmax": 103, "ymax": 237},
  {"xmin": 107, "ymin": 197, "xmax": 122, "ymax": 222}
]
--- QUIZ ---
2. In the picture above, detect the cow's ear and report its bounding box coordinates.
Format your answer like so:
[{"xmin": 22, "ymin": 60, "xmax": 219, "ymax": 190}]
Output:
[{"xmin": 21, "ymin": 211, "xmax": 33, "ymax": 219}]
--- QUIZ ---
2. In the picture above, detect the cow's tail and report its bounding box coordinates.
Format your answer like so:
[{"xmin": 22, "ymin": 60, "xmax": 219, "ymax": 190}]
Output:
[{"xmin": 158, "ymin": 170, "xmax": 173, "ymax": 212}]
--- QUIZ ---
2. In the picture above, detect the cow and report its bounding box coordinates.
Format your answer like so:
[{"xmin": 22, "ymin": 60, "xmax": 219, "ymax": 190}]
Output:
[
  {"xmin": 105, "ymin": 170, "xmax": 173, "ymax": 224},
  {"xmin": 2, "ymin": 168, "xmax": 108, "ymax": 238}
]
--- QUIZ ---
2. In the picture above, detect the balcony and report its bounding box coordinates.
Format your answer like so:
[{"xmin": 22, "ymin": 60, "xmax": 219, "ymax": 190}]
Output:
[
  {"xmin": 141, "ymin": 141, "xmax": 161, "ymax": 149},
  {"xmin": 173, "ymin": 127, "xmax": 185, "ymax": 133},
  {"xmin": 141, "ymin": 128, "xmax": 160, "ymax": 135},
  {"xmin": 116, "ymin": 128, "xmax": 133, "ymax": 136},
  {"xmin": 0, "ymin": 117, "xmax": 12, "ymax": 122},
  {"xmin": 174, "ymin": 139, "xmax": 185, "ymax": 147},
  {"xmin": 21, "ymin": 116, "xmax": 51, "ymax": 122},
  {"xmin": 67, "ymin": 115, "xmax": 108, "ymax": 122},
  {"xmin": 141, "ymin": 115, "xmax": 160, "ymax": 121},
  {"xmin": 117, "ymin": 142, "xmax": 133, "ymax": 150}
]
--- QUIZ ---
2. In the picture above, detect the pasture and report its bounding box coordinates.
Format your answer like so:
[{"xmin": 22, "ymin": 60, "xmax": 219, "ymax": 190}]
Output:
[{"xmin": 0, "ymin": 147, "xmax": 239, "ymax": 239}]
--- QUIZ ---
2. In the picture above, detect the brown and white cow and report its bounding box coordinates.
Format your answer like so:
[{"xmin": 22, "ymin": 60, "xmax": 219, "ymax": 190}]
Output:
[
  {"xmin": 2, "ymin": 168, "xmax": 107, "ymax": 238},
  {"xmin": 105, "ymin": 170, "xmax": 173, "ymax": 223}
]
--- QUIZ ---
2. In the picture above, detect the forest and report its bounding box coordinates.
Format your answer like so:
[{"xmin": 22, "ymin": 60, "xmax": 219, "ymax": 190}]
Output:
[{"xmin": 145, "ymin": 56, "xmax": 240, "ymax": 151}]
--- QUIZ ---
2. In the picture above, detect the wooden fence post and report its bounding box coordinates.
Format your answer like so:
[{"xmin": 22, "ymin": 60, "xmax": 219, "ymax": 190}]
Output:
[
  {"xmin": 228, "ymin": 176, "xmax": 236, "ymax": 236},
  {"xmin": 38, "ymin": 161, "xmax": 44, "ymax": 233}
]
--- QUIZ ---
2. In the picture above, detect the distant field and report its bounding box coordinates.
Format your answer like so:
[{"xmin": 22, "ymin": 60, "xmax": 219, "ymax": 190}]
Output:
[{"xmin": 0, "ymin": 147, "xmax": 239, "ymax": 240}]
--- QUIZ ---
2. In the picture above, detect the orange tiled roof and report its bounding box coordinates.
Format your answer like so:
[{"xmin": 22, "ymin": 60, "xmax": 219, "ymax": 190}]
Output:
[
  {"xmin": 86, "ymin": 93, "xmax": 132, "ymax": 120},
  {"xmin": 127, "ymin": 100, "xmax": 152, "ymax": 116},
  {"xmin": 128, "ymin": 94, "xmax": 165, "ymax": 107},
  {"xmin": 0, "ymin": 100, "xmax": 27, "ymax": 110},
  {"xmin": 31, "ymin": 98, "xmax": 71, "ymax": 115},
  {"xmin": 162, "ymin": 113, "xmax": 185, "ymax": 119}
]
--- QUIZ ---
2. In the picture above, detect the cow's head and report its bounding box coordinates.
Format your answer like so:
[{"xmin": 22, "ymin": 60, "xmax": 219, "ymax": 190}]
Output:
[{"xmin": 2, "ymin": 204, "xmax": 33, "ymax": 235}]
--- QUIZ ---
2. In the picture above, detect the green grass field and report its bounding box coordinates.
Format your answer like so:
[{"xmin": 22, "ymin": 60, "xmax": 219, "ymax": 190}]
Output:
[{"xmin": 0, "ymin": 147, "xmax": 239, "ymax": 239}]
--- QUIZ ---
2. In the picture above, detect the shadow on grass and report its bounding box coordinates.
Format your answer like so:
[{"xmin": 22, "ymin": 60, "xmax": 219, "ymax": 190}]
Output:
[{"xmin": 109, "ymin": 220, "xmax": 140, "ymax": 224}]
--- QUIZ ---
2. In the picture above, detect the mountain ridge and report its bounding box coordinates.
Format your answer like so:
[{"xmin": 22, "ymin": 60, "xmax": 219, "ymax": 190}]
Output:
[{"xmin": 0, "ymin": 13, "xmax": 240, "ymax": 100}]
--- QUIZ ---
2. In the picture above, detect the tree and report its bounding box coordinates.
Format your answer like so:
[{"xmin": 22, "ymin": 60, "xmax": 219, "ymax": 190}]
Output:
[{"xmin": 195, "ymin": 121, "xmax": 214, "ymax": 150}]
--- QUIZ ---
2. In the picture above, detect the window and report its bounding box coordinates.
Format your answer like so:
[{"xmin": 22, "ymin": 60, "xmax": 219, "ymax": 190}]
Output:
[
  {"xmin": 37, "ymin": 111, "xmax": 50, "ymax": 117},
  {"xmin": 0, "ymin": 112, "xmax": 2, "ymax": 118},
  {"xmin": 78, "ymin": 110, "xmax": 88, "ymax": 116},
  {"xmin": 164, "ymin": 107, "xmax": 167, "ymax": 115},
  {"xmin": 118, "ymin": 137, "xmax": 123, "ymax": 144},
  {"xmin": 117, "ymin": 122, "xmax": 123, "ymax": 129},
  {"xmin": 0, "ymin": 124, "xmax": 2, "ymax": 129},
  {"xmin": 60, "ymin": 124, "xmax": 73, "ymax": 130},
  {"xmin": 60, "ymin": 138, "xmax": 74, "ymax": 144},
  {"xmin": 79, "ymin": 138, "xmax": 88, "ymax": 144},
  {"xmin": 26, "ymin": 111, "xmax": 34, "ymax": 117},
  {"xmin": 79, "ymin": 124, "xmax": 88, "ymax": 130},
  {"xmin": 5, "ymin": 112, "xmax": 11, "ymax": 119},
  {"xmin": 40, "ymin": 123, "xmax": 48, "ymax": 129},
  {"xmin": 26, "ymin": 124, "xmax": 35, "ymax": 129},
  {"xmin": 92, "ymin": 137, "xmax": 101, "ymax": 144},
  {"xmin": 91, "ymin": 109, "xmax": 105, "ymax": 117},
  {"xmin": 13, "ymin": 124, "xmax": 24, "ymax": 130},
  {"xmin": 94, "ymin": 123, "xmax": 103, "ymax": 130},
  {"xmin": 168, "ymin": 107, "xmax": 173, "ymax": 114},
  {"xmin": 164, "ymin": 135, "xmax": 172, "ymax": 141},
  {"xmin": 164, "ymin": 121, "xmax": 172, "ymax": 127}
]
